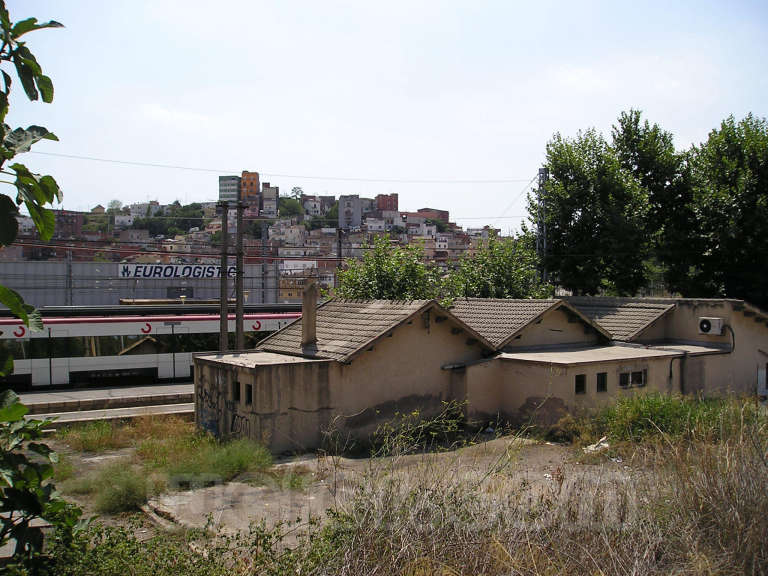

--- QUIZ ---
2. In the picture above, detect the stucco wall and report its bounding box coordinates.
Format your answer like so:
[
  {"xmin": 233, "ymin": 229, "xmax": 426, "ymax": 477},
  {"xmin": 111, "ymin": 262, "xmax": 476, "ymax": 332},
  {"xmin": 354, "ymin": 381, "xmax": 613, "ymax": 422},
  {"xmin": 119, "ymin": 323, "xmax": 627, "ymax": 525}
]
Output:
[
  {"xmin": 195, "ymin": 311, "xmax": 490, "ymax": 453},
  {"xmin": 502, "ymin": 307, "xmax": 601, "ymax": 350},
  {"xmin": 331, "ymin": 314, "xmax": 488, "ymax": 439},
  {"xmin": 466, "ymin": 354, "xmax": 682, "ymax": 426},
  {"xmin": 195, "ymin": 357, "xmax": 340, "ymax": 453},
  {"xmin": 636, "ymin": 300, "xmax": 768, "ymax": 395}
]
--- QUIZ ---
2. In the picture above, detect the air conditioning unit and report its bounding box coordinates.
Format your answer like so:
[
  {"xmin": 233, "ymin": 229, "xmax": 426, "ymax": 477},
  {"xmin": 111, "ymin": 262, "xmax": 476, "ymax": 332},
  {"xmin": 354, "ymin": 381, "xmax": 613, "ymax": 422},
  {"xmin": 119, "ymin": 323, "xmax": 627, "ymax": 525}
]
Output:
[{"xmin": 698, "ymin": 317, "xmax": 723, "ymax": 335}]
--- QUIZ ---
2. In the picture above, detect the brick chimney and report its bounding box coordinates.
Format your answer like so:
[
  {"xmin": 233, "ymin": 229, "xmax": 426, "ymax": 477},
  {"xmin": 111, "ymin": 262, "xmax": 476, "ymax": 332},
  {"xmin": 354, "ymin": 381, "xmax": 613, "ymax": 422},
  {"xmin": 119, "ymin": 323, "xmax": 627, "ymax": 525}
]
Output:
[{"xmin": 301, "ymin": 279, "xmax": 318, "ymax": 348}]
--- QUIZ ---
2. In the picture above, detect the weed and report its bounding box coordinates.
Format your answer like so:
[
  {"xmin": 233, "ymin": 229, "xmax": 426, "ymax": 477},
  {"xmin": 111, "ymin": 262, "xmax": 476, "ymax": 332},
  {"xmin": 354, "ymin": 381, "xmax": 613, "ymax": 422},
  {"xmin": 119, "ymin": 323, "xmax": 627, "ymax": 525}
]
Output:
[
  {"xmin": 93, "ymin": 461, "xmax": 148, "ymax": 514},
  {"xmin": 167, "ymin": 437, "xmax": 272, "ymax": 482},
  {"xmin": 53, "ymin": 454, "xmax": 75, "ymax": 482},
  {"xmin": 58, "ymin": 420, "xmax": 129, "ymax": 452}
]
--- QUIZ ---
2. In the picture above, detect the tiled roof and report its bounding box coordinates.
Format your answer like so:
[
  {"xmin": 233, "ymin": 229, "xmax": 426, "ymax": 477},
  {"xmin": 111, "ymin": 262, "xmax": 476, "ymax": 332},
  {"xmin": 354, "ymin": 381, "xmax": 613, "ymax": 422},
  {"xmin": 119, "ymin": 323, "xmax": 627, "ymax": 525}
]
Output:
[
  {"xmin": 255, "ymin": 299, "xmax": 433, "ymax": 362},
  {"xmin": 566, "ymin": 297, "xmax": 675, "ymax": 341},
  {"xmin": 448, "ymin": 298, "xmax": 563, "ymax": 348}
]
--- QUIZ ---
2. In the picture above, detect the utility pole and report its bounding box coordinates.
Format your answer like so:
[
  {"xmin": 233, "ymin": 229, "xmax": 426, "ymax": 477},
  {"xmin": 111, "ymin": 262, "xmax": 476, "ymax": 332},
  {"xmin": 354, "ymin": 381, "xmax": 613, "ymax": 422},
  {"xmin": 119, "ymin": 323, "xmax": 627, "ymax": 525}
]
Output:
[
  {"xmin": 235, "ymin": 200, "xmax": 245, "ymax": 350},
  {"xmin": 261, "ymin": 220, "xmax": 269, "ymax": 303},
  {"xmin": 218, "ymin": 201, "xmax": 229, "ymax": 352},
  {"xmin": 335, "ymin": 228, "xmax": 343, "ymax": 288},
  {"xmin": 536, "ymin": 167, "xmax": 549, "ymax": 283}
]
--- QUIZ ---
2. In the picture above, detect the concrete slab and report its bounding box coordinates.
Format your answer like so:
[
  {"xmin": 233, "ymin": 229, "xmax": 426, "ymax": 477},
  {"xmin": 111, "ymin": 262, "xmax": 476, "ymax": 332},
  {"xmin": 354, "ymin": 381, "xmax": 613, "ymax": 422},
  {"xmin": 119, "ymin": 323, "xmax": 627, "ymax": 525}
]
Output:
[
  {"xmin": 20, "ymin": 383, "xmax": 194, "ymax": 414},
  {"xmin": 29, "ymin": 403, "xmax": 194, "ymax": 426},
  {"xmin": 499, "ymin": 345, "xmax": 684, "ymax": 366}
]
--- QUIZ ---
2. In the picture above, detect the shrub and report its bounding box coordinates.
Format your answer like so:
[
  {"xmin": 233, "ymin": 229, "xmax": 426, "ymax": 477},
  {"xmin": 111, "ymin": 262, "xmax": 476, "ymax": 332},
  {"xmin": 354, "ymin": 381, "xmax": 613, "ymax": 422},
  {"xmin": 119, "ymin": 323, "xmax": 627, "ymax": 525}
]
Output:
[
  {"xmin": 600, "ymin": 394, "xmax": 761, "ymax": 442},
  {"xmin": 93, "ymin": 462, "xmax": 148, "ymax": 514}
]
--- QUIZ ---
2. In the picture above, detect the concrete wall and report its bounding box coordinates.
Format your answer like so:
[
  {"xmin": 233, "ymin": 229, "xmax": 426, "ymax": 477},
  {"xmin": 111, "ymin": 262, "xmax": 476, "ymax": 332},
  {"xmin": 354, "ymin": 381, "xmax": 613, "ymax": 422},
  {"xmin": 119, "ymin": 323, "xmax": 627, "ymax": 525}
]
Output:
[
  {"xmin": 465, "ymin": 354, "xmax": 682, "ymax": 426},
  {"xmin": 0, "ymin": 261, "xmax": 280, "ymax": 307},
  {"xmin": 196, "ymin": 357, "xmax": 340, "ymax": 453},
  {"xmin": 636, "ymin": 300, "xmax": 768, "ymax": 395},
  {"xmin": 195, "ymin": 311, "xmax": 490, "ymax": 453},
  {"xmin": 502, "ymin": 307, "xmax": 602, "ymax": 350}
]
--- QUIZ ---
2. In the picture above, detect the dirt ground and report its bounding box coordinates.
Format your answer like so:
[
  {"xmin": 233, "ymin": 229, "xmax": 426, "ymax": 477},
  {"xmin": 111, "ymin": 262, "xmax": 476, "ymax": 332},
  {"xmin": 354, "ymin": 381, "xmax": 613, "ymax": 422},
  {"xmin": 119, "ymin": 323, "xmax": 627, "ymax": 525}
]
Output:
[{"xmin": 141, "ymin": 436, "xmax": 634, "ymax": 534}]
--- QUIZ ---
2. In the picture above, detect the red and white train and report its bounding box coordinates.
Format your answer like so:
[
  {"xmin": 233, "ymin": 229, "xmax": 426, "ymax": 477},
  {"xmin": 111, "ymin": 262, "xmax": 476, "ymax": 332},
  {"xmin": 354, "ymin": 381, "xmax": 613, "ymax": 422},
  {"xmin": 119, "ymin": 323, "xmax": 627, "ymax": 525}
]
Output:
[{"xmin": 0, "ymin": 306, "xmax": 300, "ymax": 388}]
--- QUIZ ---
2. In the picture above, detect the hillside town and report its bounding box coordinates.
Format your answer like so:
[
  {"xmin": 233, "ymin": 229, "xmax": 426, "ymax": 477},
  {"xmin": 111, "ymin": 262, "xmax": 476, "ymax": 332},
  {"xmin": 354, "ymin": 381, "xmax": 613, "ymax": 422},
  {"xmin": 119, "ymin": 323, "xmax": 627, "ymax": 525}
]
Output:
[{"xmin": 2, "ymin": 170, "xmax": 500, "ymax": 302}]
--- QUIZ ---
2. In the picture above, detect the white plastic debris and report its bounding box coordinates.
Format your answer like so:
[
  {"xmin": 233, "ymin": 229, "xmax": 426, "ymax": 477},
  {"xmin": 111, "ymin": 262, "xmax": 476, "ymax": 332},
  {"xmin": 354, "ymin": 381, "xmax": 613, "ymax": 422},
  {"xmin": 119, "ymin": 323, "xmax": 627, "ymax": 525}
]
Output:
[{"xmin": 582, "ymin": 436, "xmax": 610, "ymax": 454}]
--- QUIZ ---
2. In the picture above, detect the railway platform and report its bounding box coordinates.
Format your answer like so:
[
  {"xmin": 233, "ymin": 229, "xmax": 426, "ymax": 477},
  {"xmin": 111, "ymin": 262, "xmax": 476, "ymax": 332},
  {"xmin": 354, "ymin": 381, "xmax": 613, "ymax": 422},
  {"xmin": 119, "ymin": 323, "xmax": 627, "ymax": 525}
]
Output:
[{"xmin": 20, "ymin": 383, "xmax": 194, "ymax": 426}]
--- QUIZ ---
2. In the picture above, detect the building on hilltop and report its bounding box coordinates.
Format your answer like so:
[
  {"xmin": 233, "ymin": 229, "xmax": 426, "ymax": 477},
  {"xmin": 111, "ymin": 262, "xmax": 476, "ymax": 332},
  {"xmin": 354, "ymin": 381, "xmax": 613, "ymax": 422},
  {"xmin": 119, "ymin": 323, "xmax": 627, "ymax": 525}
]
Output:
[
  {"xmin": 416, "ymin": 207, "xmax": 449, "ymax": 223},
  {"xmin": 261, "ymin": 182, "xmax": 278, "ymax": 218},
  {"xmin": 338, "ymin": 195, "xmax": 362, "ymax": 230},
  {"xmin": 241, "ymin": 171, "xmax": 260, "ymax": 206},
  {"xmin": 218, "ymin": 175, "xmax": 241, "ymax": 203},
  {"xmin": 376, "ymin": 193, "xmax": 398, "ymax": 212}
]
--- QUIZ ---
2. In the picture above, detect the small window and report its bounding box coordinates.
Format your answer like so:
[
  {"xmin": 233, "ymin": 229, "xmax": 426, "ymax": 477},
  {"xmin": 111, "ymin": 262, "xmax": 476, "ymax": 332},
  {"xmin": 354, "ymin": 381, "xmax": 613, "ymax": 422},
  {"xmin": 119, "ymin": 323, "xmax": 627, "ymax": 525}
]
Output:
[
  {"xmin": 575, "ymin": 374, "xmax": 586, "ymax": 395},
  {"xmin": 232, "ymin": 380, "xmax": 240, "ymax": 402},
  {"xmin": 245, "ymin": 384, "xmax": 253, "ymax": 405},
  {"xmin": 631, "ymin": 370, "xmax": 645, "ymax": 387},
  {"xmin": 619, "ymin": 372, "xmax": 630, "ymax": 388},
  {"xmin": 596, "ymin": 372, "xmax": 607, "ymax": 393}
]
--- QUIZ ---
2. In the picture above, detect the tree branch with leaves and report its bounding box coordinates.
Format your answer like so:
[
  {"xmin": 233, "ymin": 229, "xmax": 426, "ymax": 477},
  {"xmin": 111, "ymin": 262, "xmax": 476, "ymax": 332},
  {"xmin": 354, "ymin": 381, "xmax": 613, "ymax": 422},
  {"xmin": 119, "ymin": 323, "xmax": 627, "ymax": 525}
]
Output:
[{"xmin": 0, "ymin": 1, "xmax": 63, "ymax": 375}]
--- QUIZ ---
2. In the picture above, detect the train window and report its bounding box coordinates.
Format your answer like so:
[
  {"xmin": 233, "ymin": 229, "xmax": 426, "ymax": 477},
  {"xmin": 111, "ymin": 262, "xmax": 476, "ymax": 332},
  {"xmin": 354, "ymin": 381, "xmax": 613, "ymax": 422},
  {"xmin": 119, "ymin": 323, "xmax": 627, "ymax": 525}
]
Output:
[
  {"xmin": 0, "ymin": 339, "xmax": 28, "ymax": 360},
  {"xmin": 232, "ymin": 380, "xmax": 241, "ymax": 402},
  {"xmin": 29, "ymin": 339, "xmax": 49, "ymax": 359},
  {"xmin": 245, "ymin": 384, "xmax": 253, "ymax": 406}
]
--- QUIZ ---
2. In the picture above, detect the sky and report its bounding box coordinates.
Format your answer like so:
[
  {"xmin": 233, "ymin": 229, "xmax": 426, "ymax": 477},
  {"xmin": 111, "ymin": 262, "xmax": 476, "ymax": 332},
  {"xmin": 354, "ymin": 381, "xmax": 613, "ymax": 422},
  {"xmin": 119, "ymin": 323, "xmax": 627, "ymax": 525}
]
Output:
[{"xmin": 7, "ymin": 0, "xmax": 768, "ymax": 232}]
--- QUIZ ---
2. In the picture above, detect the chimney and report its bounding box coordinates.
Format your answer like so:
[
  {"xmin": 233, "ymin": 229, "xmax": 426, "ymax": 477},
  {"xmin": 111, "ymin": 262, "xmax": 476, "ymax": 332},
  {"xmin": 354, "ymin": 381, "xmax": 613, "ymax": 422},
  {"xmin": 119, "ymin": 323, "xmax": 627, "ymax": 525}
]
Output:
[{"xmin": 301, "ymin": 279, "xmax": 318, "ymax": 347}]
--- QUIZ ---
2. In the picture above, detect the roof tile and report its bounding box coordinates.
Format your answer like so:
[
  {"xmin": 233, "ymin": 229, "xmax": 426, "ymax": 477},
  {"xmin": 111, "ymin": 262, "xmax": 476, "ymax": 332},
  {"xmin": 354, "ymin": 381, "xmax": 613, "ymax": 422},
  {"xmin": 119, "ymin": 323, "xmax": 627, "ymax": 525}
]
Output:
[
  {"xmin": 566, "ymin": 297, "xmax": 674, "ymax": 341},
  {"xmin": 256, "ymin": 299, "xmax": 431, "ymax": 362},
  {"xmin": 449, "ymin": 298, "xmax": 561, "ymax": 347}
]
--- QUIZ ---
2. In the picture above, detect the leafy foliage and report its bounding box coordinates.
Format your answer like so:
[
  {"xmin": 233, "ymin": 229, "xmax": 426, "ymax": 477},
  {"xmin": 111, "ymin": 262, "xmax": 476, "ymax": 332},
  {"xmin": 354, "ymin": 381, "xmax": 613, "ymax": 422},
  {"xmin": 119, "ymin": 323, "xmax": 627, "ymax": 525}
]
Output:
[
  {"xmin": 133, "ymin": 202, "xmax": 204, "ymax": 237},
  {"xmin": 533, "ymin": 126, "xmax": 650, "ymax": 295},
  {"xmin": 278, "ymin": 195, "xmax": 303, "ymax": 218},
  {"xmin": 336, "ymin": 236, "xmax": 443, "ymax": 300},
  {"xmin": 449, "ymin": 232, "xmax": 552, "ymax": 299},
  {"xmin": 533, "ymin": 109, "xmax": 768, "ymax": 304},
  {"xmin": 0, "ymin": 0, "xmax": 62, "ymax": 375},
  {"xmin": 680, "ymin": 114, "xmax": 768, "ymax": 305},
  {"xmin": 0, "ymin": 390, "xmax": 82, "ymax": 565}
]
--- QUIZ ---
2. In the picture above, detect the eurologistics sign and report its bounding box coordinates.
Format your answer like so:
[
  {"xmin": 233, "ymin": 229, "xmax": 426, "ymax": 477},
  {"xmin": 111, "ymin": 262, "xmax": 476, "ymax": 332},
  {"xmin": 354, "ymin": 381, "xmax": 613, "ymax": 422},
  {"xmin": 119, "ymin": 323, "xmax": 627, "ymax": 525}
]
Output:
[{"xmin": 120, "ymin": 264, "xmax": 237, "ymax": 279}]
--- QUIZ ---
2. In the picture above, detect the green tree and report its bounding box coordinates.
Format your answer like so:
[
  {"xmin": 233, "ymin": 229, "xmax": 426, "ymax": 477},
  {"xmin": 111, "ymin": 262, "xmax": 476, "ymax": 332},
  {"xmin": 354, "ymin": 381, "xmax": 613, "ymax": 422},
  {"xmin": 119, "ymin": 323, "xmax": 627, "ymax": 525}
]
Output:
[
  {"xmin": 0, "ymin": 5, "xmax": 83, "ymax": 566},
  {"xmin": 106, "ymin": 199, "xmax": 122, "ymax": 213},
  {"xmin": 0, "ymin": 1, "xmax": 63, "ymax": 373},
  {"xmin": 448, "ymin": 232, "xmax": 552, "ymax": 299},
  {"xmin": 279, "ymin": 195, "xmax": 303, "ymax": 218},
  {"xmin": 336, "ymin": 236, "xmax": 443, "ymax": 300},
  {"xmin": 611, "ymin": 110, "xmax": 698, "ymax": 294},
  {"xmin": 682, "ymin": 114, "xmax": 768, "ymax": 306},
  {"xmin": 534, "ymin": 127, "xmax": 650, "ymax": 295}
]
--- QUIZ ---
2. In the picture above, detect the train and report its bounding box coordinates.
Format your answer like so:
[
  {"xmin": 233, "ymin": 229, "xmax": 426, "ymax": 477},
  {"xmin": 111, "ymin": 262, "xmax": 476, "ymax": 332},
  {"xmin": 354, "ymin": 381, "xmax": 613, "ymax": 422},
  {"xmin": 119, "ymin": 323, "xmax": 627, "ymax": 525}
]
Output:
[{"xmin": 0, "ymin": 304, "xmax": 301, "ymax": 388}]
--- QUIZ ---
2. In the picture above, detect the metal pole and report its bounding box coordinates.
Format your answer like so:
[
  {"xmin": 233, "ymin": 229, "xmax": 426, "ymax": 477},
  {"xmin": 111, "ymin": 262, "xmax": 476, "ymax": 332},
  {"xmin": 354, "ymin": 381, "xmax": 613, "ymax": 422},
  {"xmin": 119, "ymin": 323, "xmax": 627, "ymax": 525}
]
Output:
[
  {"xmin": 235, "ymin": 201, "xmax": 245, "ymax": 350},
  {"xmin": 537, "ymin": 167, "xmax": 549, "ymax": 283},
  {"xmin": 261, "ymin": 220, "xmax": 268, "ymax": 304},
  {"xmin": 218, "ymin": 201, "xmax": 229, "ymax": 352},
  {"xmin": 336, "ymin": 228, "xmax": 343, "ymax": 288}
]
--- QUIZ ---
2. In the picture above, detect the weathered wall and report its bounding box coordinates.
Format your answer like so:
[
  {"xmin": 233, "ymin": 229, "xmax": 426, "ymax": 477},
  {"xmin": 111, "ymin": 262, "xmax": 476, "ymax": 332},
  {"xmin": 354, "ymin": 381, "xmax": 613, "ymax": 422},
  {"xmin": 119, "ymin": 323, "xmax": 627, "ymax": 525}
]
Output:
[
  {"xmin": 502, "ymin": 307, "xmax": 601, "ymax": 350},
  {"xmin": 195, "ymin": 311, "xmax": 490, "ymax": 453},
  {"xmin": 195, "ymin": 356, "xmax": 340, "ymax": 453},
  {"xmin": 331, "ymin": 314, "xmax": 487, "ymax": 439},
  {"xmin": 466, "ymin": 354, "xmax": 682, "ymax": 426}
]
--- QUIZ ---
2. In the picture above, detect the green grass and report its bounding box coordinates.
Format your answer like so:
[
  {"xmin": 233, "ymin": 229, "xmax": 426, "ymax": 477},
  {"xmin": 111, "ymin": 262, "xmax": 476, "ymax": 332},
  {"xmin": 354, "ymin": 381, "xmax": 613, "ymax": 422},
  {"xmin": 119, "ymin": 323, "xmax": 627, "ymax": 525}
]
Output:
[
  {"xmin": 56, "ymin": 416, "xmax": 274, "ymax": 512},
  {"xmin": 548, "ymin": 394, "xmax": 764, "ymax": 446},
  {"xmin": 599, "ymin": 394, "xmax": 762, "ymax": 442}
]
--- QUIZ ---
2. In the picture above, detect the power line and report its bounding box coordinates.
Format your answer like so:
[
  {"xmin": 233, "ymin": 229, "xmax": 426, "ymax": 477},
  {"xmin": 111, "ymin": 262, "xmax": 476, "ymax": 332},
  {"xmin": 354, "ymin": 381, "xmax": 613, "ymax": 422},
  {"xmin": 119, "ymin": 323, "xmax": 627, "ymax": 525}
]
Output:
[{"xmin": 29, "ymin": 151, "xmax": 535, "ymax": 185}]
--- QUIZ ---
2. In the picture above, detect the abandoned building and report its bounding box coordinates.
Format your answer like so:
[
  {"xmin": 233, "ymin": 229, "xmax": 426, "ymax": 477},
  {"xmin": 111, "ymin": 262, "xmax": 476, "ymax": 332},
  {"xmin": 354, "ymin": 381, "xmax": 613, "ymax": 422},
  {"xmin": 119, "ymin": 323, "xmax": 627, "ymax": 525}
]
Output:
[{"xmin": 194, "ymin": 290, "xmax": 768, "ymax": 452}]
